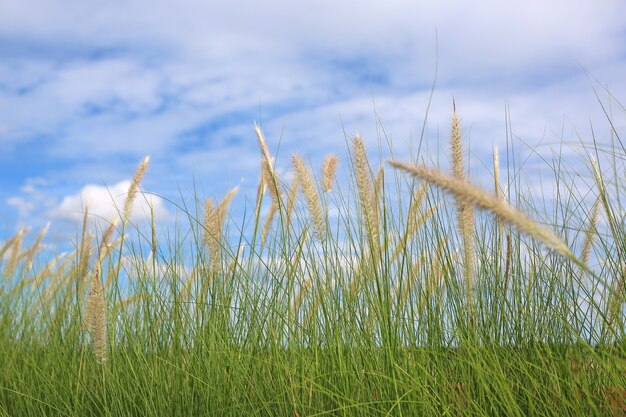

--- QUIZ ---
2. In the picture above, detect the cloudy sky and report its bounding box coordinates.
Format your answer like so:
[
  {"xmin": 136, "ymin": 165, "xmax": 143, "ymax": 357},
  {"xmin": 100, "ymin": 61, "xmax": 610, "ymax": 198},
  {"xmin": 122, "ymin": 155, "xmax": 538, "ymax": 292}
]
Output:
[{"xmin": 1, "ymin": 0, "xmax": 625, "ymax": 244}]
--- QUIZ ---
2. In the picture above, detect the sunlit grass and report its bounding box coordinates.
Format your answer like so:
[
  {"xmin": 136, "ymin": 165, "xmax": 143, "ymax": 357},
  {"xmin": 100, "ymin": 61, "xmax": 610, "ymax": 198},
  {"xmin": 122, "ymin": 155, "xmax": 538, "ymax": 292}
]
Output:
[{"xmin": 1, "ymin": 104, "xmax": 625, "ymax": 416}]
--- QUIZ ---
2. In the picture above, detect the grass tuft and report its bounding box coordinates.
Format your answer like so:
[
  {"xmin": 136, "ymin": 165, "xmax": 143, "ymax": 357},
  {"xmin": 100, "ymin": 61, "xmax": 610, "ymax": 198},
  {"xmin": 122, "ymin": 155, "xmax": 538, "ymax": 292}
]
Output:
[{"xmin": 1, "ymin": 103, "xmax": 625, "ymax": 416}]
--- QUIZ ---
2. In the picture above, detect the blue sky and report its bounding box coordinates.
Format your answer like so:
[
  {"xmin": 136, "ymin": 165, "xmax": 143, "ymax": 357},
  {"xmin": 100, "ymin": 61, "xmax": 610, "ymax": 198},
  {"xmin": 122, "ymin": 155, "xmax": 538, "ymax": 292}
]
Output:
[{"xmin": 1, "ymin": 0, "xmax": 625, "ymax": 245}]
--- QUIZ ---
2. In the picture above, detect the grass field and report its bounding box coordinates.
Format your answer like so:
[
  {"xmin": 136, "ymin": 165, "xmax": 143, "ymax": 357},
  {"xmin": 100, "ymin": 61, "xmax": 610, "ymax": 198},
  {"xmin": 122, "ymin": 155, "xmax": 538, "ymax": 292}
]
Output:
[{"xmin": 1, "ymin": 106, "xmax": 625, "ymax": 416}]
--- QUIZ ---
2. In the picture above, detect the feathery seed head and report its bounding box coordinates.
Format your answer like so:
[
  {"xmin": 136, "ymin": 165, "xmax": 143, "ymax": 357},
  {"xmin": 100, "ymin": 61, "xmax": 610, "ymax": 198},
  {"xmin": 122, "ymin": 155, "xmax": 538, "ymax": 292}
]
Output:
[
  {"xmin": 254, "ymin": 124, "xmax": 273, "ymax": 165},
  {"xmin": 217, "ymin": 185, "xmax": 240, "ymax": 228},
  {"xmin": 86, "ymin": 265, "xmax": 108, "ymax": 363},
  {"xmin": 322, "ymin": 154, "xmax": 339, "ymax": 192},
  {"xmin": 352, "ymin": 135, "xmax": 379, "ymax": 243},
  {"xmin": 261, "ymin": 159, "xmax": 281, "ymax": 207},
  {"xmin": 374, "ymin": 166, "xmax": 385, "ymax": 203},
  {"xmin": 286, "ymin": 175, "xmax": 300, "ymax": 226},
  {"xmin": 204, "ymin": 198, "xmax": 222, "ymax": 271},
  {"xmin": 580, "ymin": 197, "xmax": 601, "ymax": 266},
  {"xmin": 389, "ymin": 160, "xmax": 577, "ymax": 262},
  {"xmin": 0, "ymin": 227, "xmax": 29, "ymax": 262},
  {"xmin": 293, "ymin": 154, "xmax": 325, "ymax": 240},
  {"xmin": 98, "ymin": 217, "xmax": 119, "ymax": 264},
  {"xmin": 447, "ymin": 106, "xmax": 475, "ymax": 303},
  {"xmin": 450, "ymin": 110, "xmax": 464, "ymax": 181},
  {"xmin": 123, "ymin": 156, "xmax": 150, "ymax": 225}
]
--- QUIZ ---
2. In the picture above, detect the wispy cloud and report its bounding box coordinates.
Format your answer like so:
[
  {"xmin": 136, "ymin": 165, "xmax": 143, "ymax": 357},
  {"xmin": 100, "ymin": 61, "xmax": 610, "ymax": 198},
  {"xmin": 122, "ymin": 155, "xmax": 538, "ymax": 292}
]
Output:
[{"xmin": 0, "ymin": 0, "xmax": 625, "ymax": 240}]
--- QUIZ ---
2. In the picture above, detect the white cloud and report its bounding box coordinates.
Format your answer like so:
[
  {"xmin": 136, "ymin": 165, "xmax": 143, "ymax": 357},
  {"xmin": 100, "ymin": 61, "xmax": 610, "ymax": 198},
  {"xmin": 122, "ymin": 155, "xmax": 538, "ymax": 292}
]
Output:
[
  {"xmin": 51, "ymin": 180, "xmax": 169, "ymax": 225},
  {"xmin": 44, "ymin": 58, "xmax": 164, "ymax": 113},
  {"xmin": 0, "ymin": 0, "xmax": 625, "ymax": 241},
  {"xmin": 1, "ymin": 0, "xmax": 623, "ymax": 152},
  {"xmin": 15, "ymin": 3, "xmax": 626, "ymax": 65}
]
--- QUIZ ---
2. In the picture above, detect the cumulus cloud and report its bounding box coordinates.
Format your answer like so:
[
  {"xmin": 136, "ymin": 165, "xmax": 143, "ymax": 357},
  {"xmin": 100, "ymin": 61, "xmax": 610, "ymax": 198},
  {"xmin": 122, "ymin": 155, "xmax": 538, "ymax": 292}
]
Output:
[{"xmin": 51, "ymin": 180, "xmax": 168, "ymax": 225}]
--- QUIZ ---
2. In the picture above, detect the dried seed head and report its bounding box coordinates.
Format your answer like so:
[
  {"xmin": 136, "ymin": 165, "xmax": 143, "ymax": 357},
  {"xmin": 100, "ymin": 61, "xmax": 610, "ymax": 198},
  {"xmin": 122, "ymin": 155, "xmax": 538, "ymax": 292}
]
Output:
[
  {"xmin": 389, "ymin": 161, "xmax": 577, "ymax": 262},
  {"xmin": 580, "ymin": 197, "xmax": 601, "ymax": 266},
  {"xmin": 204, "ymin": 198, "xmax": 221, "ymax": 272},
  {"xmin": 254, "ymin": 124, "xmax": 273, "ymax": 165},
  {"xmin": 293, "ymin": 154, "xmax": 325, "ymax": 240},
  {"xmin": 86, "ymin": 264, "xmax": 108, "ymax": 363},
  {"xmin": 322, "ymin": 154, "xmax": 339, "ymax": 192},
  {"xmin": 450, "ymin": 109, "xmax": 465, "ymax": 181},
  {"xmin": 98, "ymin": 217, "xmax": 119, "ymax": 265},
  {"xmin": 217, "ymin": 185, "xmax": 239, "ymax": 228},
  {"xmin": 286, "ymin": 175, "xmax": 300, "ymax": 226},
  {"xmin": 448, "ymin": 107, "xmax": 474, "ymax": 305},
  {"xmin": 261, "ymin": 159, "xmax": 281, "ymax": 208},
  {"xmin": 3, "ymin": 227, "xmax": 29, "ymax": 277},
  {"xmin": 123, "ymin": 156, "xmax": 150, "ymax": 225},
  {"xmin": 352, "ymin": 135, "xmax": 379, "ymax": 243}
]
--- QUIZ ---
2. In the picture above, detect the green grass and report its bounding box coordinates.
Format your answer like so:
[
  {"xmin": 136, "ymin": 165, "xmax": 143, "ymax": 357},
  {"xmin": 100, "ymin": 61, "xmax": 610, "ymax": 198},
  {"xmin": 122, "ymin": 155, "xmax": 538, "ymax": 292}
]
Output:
[{"xmin": 1, "ymin": 105, "xmax": 625, "ymax": 416}]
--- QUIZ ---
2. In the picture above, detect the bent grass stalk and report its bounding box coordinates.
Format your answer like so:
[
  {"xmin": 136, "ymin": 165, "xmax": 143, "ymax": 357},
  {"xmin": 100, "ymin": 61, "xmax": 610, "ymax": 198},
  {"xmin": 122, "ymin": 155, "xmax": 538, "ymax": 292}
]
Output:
[
  {"xmin": 4, "ymin": 227, "xmax": 28, "ymax": 278},
  {"xmin": 0, "ymin": 227, "xmax": 28, "ymax": 260},
  {"xmin": 388, "ymin": 161, "xmax": 578, "ymax": 264},
  {"xmin": 19, "ymin": 223, "xmax": 49, "ymax": 270}
]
